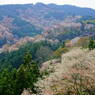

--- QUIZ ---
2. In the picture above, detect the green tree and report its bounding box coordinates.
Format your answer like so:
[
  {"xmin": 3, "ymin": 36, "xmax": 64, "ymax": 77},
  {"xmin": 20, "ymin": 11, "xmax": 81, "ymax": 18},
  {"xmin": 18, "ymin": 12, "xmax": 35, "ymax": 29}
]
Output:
[
  {"xmin": 0, "ymin": 69, "xmax": 16, "ymax": 95},
  {"xmin": 23, "ymin": 51, "xmax": 32, "ymax": 67},
  {"xmin": 0, "ymin": 52, "xmax": 40, "ymax": 95},
  {"xmin": 88, "ymin": 38, "xmax": 95, "ymax": 50},
  {"xmin": 16, "ymin": 52, "xmax": 40, "ymax": 94},
  {"xmin": 35, "ymin": 46, "xmax": 54, "ymax": 63}
]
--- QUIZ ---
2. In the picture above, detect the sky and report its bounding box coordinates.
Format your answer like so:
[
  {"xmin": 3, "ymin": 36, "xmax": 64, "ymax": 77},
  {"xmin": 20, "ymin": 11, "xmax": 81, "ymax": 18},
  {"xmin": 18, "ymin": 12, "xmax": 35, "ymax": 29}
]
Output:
[{"xmin": 0, "ymin": 0, "xmax": 95, "ymax": 9}]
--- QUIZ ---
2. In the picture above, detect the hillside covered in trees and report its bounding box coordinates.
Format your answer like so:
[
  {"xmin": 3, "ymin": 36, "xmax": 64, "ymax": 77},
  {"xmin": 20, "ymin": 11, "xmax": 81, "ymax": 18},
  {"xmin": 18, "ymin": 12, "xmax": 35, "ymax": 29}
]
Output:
[
  {"xmin": 0, "ymin": 38, "xmax": 95, "ymax": 95},
  {"xmin": 0, "ymin": 3, "xmax": 95, "ymax": 49},
  {"xmin": 0, "ymin": 2, "xmax": 95, "ymax": 95}
]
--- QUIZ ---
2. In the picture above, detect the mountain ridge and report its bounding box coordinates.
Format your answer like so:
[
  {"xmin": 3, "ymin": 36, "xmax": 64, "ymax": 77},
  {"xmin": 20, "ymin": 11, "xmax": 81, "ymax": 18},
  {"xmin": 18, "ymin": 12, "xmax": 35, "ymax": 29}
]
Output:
[
  {"xmin": 0, "ymin": 3, "xmax": 95, "ymax": 49},
  {"xmin": 0, "ymin": 2, "xmax": 95, "ymax": 10}
]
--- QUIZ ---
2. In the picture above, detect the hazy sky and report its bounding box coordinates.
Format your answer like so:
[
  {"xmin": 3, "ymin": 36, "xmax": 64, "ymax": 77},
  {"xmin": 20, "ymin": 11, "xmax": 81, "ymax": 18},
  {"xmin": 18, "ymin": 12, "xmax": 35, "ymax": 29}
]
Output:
[{"xmin": 0, "ymin": 0, "xmax": 95, "ymax": 9}]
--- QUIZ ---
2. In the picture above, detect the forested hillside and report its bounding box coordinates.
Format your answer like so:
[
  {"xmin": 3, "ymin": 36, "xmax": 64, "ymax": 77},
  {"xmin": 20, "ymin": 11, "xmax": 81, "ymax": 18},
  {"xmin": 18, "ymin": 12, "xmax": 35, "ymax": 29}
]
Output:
[
  {"xmin": 0, "ymin": 3, "xmax": 95, "ymax": 95},
  {"xmin": 0, "ymin": 3, "xmax": 95, "ymax": 48},
  {"xmin": 36, "ymin": 48, "xmax": 95, "ymax": 95},
  {"xmin": 0, "ymin": 41, "xmax": 62, "ymax": 70}
]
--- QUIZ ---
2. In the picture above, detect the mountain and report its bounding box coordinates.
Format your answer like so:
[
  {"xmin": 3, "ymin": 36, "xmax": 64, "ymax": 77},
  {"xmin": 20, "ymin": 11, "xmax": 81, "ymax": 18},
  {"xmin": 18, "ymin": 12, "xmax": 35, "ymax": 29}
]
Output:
[
  {"xmin": 0, "ymin": 3, "xmax": 95, "ymax": 49},
  {"xmin": 1, "ymin": 3, "xmax": 95, "ymax": 95}
]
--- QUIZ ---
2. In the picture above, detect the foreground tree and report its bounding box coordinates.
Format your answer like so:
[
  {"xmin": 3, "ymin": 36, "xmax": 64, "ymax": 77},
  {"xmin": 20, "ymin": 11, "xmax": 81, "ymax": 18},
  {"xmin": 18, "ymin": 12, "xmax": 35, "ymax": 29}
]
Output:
[
  {"xmin": 88, "ymin": 38, "xmax": 95, "ymax": 50},
  {"xmin": 0, "ymin": 52, "xmax": 40, "ymax": 95},
  {"xmin": 16, "ymin": 52, "xmax": 40, "ymax": 94},
  {"xmin": 0, "ymin": 69, "xmax": 16, "ymax": 95}
]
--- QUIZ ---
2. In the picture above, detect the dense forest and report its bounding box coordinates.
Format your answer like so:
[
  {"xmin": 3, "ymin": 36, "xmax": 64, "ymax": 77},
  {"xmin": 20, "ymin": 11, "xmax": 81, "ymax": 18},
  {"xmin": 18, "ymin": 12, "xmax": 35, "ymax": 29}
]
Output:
[
  {"xmin": 0, "ymin": 41, "xmax": 63, "ymax": 70},
  {"xmin": 0, "ymin": 40, "xmax": 65, "ymax": 95},
  {"xmin": 0, "ymin": 3, "xmax": 95, "ymax": 47},
  {"xmin": 0, "ymin": 52, "xmax": 40, "ymax": 95},
  {"xmin": 0, "ymin": 37, "xmax": 95, "ymax": 95}
]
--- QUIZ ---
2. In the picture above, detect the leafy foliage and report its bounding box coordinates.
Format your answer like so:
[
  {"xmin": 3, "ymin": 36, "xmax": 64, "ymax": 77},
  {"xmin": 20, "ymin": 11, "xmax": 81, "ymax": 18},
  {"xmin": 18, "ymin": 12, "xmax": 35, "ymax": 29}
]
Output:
[
  {"xmin": 0, "ymin": 52, "xmax": 40, "ymax": 95},
  {"xmin": 0, "ymin": 41, "xmax": 60, "ymax": 70},
  {"xmin": 88, "ymin": 38, "xmax": 95, "ymax": 50}
]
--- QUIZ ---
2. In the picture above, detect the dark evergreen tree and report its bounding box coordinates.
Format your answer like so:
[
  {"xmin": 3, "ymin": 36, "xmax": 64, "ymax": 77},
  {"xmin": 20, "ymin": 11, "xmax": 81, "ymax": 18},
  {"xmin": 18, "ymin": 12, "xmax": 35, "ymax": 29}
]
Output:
[
  {"xmin": 88, "ymin": 38, "xmax": 95, "ymax": 50},
  {"xmin": 16, "ymin": 52, "xmax": 40, "ymax": 94}
]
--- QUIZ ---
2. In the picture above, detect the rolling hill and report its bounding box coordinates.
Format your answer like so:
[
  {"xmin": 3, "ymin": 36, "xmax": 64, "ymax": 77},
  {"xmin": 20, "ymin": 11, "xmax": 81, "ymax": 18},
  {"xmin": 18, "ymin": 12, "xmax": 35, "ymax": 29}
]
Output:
[
  {"xmin": 0, "ymin": 3, "xmax": 95, "ymax": 49},
  {"xmin": 35, "ymin": 48, "xmax": 95, "ymax": 95}
]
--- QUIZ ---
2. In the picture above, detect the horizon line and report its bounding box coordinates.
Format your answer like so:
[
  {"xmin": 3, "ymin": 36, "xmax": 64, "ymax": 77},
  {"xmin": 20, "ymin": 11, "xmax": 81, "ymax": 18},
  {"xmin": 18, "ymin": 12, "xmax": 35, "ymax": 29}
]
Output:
[{"xmin": 0, "ymin": 2, "xmax": 95, "ymax": 10}]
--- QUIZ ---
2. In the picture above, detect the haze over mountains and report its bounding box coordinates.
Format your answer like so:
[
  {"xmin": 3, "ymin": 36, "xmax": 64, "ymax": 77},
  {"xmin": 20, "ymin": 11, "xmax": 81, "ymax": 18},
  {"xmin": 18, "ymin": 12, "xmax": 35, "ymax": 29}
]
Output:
[{"xmin": 0, "ymin": 3, "xmax": 95, "ymax": 51}]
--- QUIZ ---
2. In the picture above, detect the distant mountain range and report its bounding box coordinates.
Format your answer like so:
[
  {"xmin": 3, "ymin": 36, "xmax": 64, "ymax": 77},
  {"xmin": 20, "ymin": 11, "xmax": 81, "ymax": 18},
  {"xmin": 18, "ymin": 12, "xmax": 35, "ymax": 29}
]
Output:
[{"xmin": 0, "ymin": 3, "xmax": 95, "ymax": 50}]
